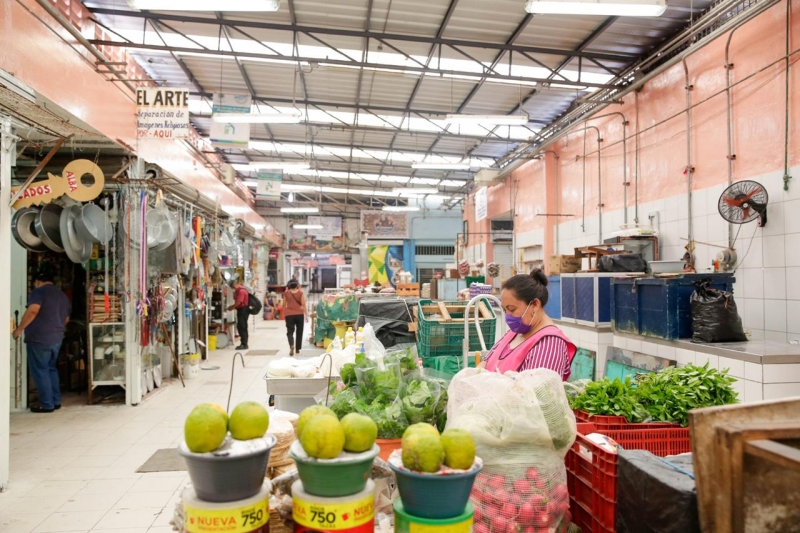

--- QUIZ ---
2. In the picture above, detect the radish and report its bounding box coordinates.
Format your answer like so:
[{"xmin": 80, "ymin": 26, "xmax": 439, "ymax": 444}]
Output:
[
  {"xmin": 528, "ymin": 494, "xmax": 545, "ymax": 508},
  {"xmin": 489, "ymin": 475, "xmax": 506, "ymax": 490},
  {"xmin": 510, "ymin": 493, "xmax": 523, "ymax": 506},
  {"xmin": 519, "ymin": 503, "xmax": 536, "ymax": 523},
  {"xmin": 475, "ymin": 524, "xmax": 490, "ymax": 533},
  {"xmin": 513, "ymin": 479, "xmax": 532, "ymax": 493},
  {"xmin": 535, "ymin": 514, "xmax": 550, "ymax": 528},
  {"xmin": 526, "ymin": 468, "xmax": 539, "ymax": 481},
  {"xmin": 474, "ymin": 506, "xmax": 483, "ymax": 523},
  {"xmin": 501, "ymin": 503, "xmax": 516, "ymax": 519},
  {"xmin": 491, "ymin": 517, "xmax": 506, "ymax": 533}
]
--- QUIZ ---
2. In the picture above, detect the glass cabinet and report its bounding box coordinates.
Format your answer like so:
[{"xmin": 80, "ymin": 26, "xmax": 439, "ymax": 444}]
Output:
[{"xmin": 89, "ymin": 323, "xmax": 126, "ymax": 390}]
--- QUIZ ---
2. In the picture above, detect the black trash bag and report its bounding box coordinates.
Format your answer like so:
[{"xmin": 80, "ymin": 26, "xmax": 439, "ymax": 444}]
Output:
[
  {"xmin": 617, "ymin": 450, "xmax": 700, "ymax": 533},
  {"xmin": 691, "ymin": 280, "xmax": 747, "ymax": 343},
  {"xmin": 598, "ymin": 253, "xmax": 648, "ymax": 273}
]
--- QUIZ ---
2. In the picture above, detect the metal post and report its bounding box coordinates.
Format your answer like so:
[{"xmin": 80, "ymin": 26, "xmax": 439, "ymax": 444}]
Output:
[{"xmin": 0, "ymin": 117, "xmax": 16, "ymax": 491}]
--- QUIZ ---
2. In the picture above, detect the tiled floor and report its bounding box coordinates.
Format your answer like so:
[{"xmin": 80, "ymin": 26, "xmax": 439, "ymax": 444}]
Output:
[{"xmin": 1, "ymin": 318, "xmax": 297, "ymax": 533}]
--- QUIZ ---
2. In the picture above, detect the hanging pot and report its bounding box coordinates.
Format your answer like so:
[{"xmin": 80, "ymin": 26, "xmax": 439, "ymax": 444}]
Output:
[
  {"xmin": 74, "ymin": 202, "xmax": 113, "ymax": 244},
  {"xmin": 35, "ymin": 204, "xmax": 65, "ymax": 253},
  {"xmin": 12, "ymin": 207, "xmax": 48, "ymax": 252},
  {"xmin": 61, "ymin": 205, "xmax": 92, "ymax": 264}
]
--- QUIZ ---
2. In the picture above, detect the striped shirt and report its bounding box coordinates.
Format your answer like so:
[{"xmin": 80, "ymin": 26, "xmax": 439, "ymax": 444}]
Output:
[{"xmin": 489, "ymin": 326, "xmax": 571, "ymax": 380}]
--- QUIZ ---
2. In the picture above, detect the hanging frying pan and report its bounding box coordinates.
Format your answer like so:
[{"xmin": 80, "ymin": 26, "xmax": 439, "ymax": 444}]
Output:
[
  {"xmin": 35, "ymin": 204, "xmax": 65, "ymax": 253},
  {"xmin": 12, "ymin": 207, "xmax": 48, "ymax": 252},
  {"xmin": 74, "ymin": 202, "xmax": 112, "ymax": 244},
  {"xmin": 61, "ymin": 205, "xmax": 92, "ymax": 264}
]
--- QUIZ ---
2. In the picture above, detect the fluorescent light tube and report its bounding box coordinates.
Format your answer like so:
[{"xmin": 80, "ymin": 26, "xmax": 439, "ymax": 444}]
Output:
[
  {"xmin": 250, "ymin": 161, "xmax": 310, "ymax": 170},
  {"xmin": 445, "ymin": 113, "xmax": 530, "ymax": 126},
  {"xmin": 128, "ymin": 0, "xmax": 280, "ymax": 10},
  {"xmin": 525, "ymin": 0, "xmax": 666, "ymax": 16},
  {"xmin": 383, "ymin": 206, "xmax": 420, "ymax": 212},
  {"xmin": 281, "ymin": 207, "xmax": 319, "ymax": 214},
  {"xmin": 294, "ymin": 224, "xmax": 324, "ymax": 230},
  {"xmin": 411, "ymin": 163, "xmax": 471, "ymax": 170},
  {"xmin": 393, "ymin": 188, "xmax": 438, "ymax": 195},
  {"xmin": 211, "ymin": 112, "xmax": 302, "ymax": 124}
]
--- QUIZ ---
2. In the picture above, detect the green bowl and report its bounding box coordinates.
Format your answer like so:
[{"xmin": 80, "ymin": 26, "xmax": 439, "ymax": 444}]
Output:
[{"xmin": 290, "ymin": 442, "xmax": 379, "ymax": 497}]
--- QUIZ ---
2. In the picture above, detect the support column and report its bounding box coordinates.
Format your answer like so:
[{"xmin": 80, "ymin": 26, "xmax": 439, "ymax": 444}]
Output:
[{"xmin": 0, "ymin": 117, "xmax": 15, "ymax": 491}]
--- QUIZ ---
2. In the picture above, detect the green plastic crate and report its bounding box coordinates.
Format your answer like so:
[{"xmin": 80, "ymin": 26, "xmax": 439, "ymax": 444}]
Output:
[
  {"xmin": 421, "ymin": 355, "xmax": 476, "ymax": 379},
  {"xmin": 417, "ymin": 299, "xmax": 497, "ymax": 357}
]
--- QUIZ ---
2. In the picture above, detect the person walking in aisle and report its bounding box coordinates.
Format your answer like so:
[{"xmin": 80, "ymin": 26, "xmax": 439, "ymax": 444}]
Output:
[
  {"xmin": 284, "ymin": 280, "xmax": 308, "ymax": 356},
  {"xmin": 13, "ymin": 264, "xmax": 71, "ymax": 413},
  {"xmin": 228, "ymin": 279, "xmax": 250, "ymax": 350}
]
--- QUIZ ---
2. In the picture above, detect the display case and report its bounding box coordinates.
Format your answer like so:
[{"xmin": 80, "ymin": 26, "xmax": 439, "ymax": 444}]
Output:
[{"xmin": 89, "ymin": 322, "xmax": 126, "ymax": 390}]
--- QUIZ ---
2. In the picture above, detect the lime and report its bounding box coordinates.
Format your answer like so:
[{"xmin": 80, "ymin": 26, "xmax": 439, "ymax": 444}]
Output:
[
  {"xmin": 185, "ymin": 404, "xmax": 228, "ymax": 453},
  {"xmin": 229, "ymin": 401, "xmax": 270, "ymax": 441},
  {"xmin": 300, "ymin": 415, "xmax": 345, "ymax": 459},
  {"xmin": 402, "ymin": 432, "xmax": 445, "ymax": 473},
  {"xmin": 341, "ymin": 413, "xmax": 377, "ymax": 453},
  {"xmin": 297, "ymin": 405, "xmax": 337, "ymax": 438},
  {"xmin": 441, "ymin": 428, "xmax": 476, "ymax": 469}
]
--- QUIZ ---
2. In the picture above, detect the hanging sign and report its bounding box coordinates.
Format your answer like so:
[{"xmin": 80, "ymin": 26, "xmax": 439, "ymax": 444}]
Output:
[
  {"xmin": 475, "ymin": 186, "xmax": 488, "ymax": 222},
  {"xmin": 256, "ymin": 171, "xmax": 283, "ymax": 197},
  {"xmin": 136, "ymin": 88, "xmax": 190, "ymax": 139},
  {"xmin": 361, "ymin": 211, "xmax": 409, "ymax": 239},
  {"xmin": 210, "ymin": 93, "xmax": 252, "ymax": 147},
  {"xmin": 307, "ymin": 216, "xmax": 342, "ymax": 240},
  {"xmin": 11, "ymin": 159, "xmax": 105, "ymax": 209}
]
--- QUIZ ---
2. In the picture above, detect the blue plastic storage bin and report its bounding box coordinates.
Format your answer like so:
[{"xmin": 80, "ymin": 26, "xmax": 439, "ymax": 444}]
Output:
[
  {"xmin": 561, "ymin": 273, "xmax": 643, "ymax": 326},
  {"xmin": 611, "ymin": 274, "xmax": 735, "ymax": 340},
  {"xmin": 545, "ymin": 276, "xmax": 561, "ymax": 320}
]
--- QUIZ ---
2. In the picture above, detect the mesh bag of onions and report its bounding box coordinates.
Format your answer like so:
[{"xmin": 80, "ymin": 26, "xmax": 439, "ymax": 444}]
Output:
[{"xmin": 447, "ymin": 368, "xmax": 576, "ymax": 533}]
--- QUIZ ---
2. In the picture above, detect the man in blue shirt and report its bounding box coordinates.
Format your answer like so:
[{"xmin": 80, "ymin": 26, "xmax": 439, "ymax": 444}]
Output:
[{"xmin": 13, "ymin": 264, "xmax": 71, "ymax": 413}]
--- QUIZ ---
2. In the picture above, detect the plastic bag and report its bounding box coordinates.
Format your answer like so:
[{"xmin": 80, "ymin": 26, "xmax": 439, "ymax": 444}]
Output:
[
  {"xmin": 363, "ymin": 323, "xmax": 386, "ymax": 361},
  {"xmin": 447, "ymin": 368, "xmax": 576, "ymax": 533},
  {"xmin": 598, "ymin": 253, "xmax": 648, "ymax": 273},
  {"xmin": 691, "ymin": 281, "xmax": 747, "ymax": 343}
]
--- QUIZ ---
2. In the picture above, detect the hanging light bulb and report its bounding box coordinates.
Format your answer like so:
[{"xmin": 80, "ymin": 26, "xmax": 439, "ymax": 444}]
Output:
[{"xmin": 288, "ymin": 192, "xmax": 295, "ymax": 203}]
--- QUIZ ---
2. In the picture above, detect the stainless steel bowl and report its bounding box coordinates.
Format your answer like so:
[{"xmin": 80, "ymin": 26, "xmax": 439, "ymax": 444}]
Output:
[
  {"xmin": 75, "ymin": 202, "xmax": 112, "ymax": 244},
  {"xmin": 35, "ymin": 204, "xmax": 65, "ymax": 253},
  {"xmin": 12, "ymin": 207, "xmax": 48, "ymax": 252}
]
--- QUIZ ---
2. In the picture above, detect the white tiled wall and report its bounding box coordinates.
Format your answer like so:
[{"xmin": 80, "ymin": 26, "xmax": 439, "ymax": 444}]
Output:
[
  {"xmin": 556, "ymin": 167, "xmax": 800, "ymax": 342},
  {"xmin": 614, "ymin": 333, "xmax": 800, "ymax": 403},
  {"xmin": 558, "ymin": 324, "xmax": 612, "ymax": 379}
]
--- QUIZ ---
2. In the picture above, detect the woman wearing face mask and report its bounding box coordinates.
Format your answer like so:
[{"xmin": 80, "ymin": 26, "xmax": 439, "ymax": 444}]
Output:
[{"xmin": 483, "ymin": 269, "xmax": 577, "ymax": 380}]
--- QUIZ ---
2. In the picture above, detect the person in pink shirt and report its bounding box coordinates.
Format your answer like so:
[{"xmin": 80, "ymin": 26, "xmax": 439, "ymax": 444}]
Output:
[
  {"xmin": 483, "ymin": 269, "xmax": 577, "ymax": 380},
  {"xmin": 228, "ymin": 280, "xmax": 251, "ymax": 350}
]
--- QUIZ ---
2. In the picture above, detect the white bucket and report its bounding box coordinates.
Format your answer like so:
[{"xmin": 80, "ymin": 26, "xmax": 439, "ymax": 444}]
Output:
[{"xmin": 183, "ymin": 363, "xmax": 199, "ymax": 379}]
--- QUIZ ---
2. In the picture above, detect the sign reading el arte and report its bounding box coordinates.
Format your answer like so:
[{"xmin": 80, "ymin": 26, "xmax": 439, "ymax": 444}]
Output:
[
  {"xmin": 136, "ymin": 88, "xmax": 190, "ymax": 139},
  {"xmin": 475, "ymin": 186, "xmax": 488, "ymax": 222}
]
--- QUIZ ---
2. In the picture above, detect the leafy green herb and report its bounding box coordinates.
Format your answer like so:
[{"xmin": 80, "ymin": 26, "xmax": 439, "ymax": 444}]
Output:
[{"xmin": 569, "ymin": 376, "xmax": 648, "ymax": 422}]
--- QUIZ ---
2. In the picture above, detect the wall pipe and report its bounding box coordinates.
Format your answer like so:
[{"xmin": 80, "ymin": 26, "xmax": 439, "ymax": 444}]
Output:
[
  {"xmin": 576, "ymin": 125, "xmax": 602, "ymax": 239},
  {"xmin": 544, "ymin": 150, "xmax": 560, "ymax": 253},
  {"xmin": 724, "ymin": 23, "xmax": 743, "ymax": 249},
  {"xmin": 587, "ymin": 112, "xmax": 629, "ymax": 224},
  {"xmin": 635, "ymin": 92, "xmax": 640, "ymax": 223},
  {"xmin": 785, "ymin": 0, "xmax": 793, "ymax": 191},
  {"xmin": 683, "ymin": 58, "xmax": 695, "ymax": 267}
]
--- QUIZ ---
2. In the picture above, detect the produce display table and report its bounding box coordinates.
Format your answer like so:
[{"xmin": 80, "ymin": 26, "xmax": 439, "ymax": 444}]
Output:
[{"xmin": 264, "ymin": 373, "xmax": 339, "ymax": 414}]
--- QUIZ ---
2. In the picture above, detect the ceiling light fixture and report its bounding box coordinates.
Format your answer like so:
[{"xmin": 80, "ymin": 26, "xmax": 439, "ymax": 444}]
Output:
[
  {"xmin": 287, "ymin": 192, "xmax": 295, "ymax": 203},
  {"xmin": 249, "ymin": 161, "xmax": 310, "ymax": 170},
  {"xmin": 445, "ymin": 113, "xmax": 530, "ymax": 126},
  {"xmin": 525, "ymin": 0, "xmax": 666, "ymax": 16},
  {"xmin": 211, "ymin": 112, "xmax": 302, "ymax": 124},
  {"xmin": 383, "ymin": 206, "xmax": 421, "ymax": 212},
  {"xmin": 393, "ymin": 188, "xmax": 438, "ymax": 195},
  {"xmin": 411, "ymin": 163, "xmax": 472, "ymax": 170},
  {"xmin": 127, "ymin": 0, "xmax": 280, "ymax": 11},
  {"xmin": 294, "ymin": 224, "xmax": 324, "ymax": 230},
  {"xmin": 281, "ymin": 207, "xmax": 319, "ymax": 214}
]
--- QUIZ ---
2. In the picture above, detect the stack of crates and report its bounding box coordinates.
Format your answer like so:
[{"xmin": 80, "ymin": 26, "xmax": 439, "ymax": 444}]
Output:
[{"xmin": 416, "ymin": 300, "xmax": 497, "ymax": 358}]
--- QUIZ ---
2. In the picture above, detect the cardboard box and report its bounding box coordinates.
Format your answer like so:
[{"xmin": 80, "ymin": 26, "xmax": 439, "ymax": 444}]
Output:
[{"xmin": 549, "ymin": 254, "xmax": 582, "ymax": 275}]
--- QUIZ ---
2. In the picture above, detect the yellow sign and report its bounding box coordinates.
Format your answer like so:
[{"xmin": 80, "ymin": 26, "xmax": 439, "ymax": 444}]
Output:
[
  {"xmin": 293, "ymin": 493, "xmax": 374, "ymax": 531},
  {"xmin": 184, "ymin": 499, "xmax": 268, "ymax": 533},
  {"xmin": 12, "ymin": 159, "xmax": 105, "ymax": 209},
  {"xmin": 408, "ymin": 518, "xmax": 473, "ymax": 533}
]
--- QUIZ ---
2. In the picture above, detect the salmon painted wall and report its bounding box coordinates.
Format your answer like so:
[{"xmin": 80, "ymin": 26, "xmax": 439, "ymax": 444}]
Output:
[
  {"xmin": 466, "ymin": 0, "xmax": 798, "ymax": 268},
  {"xmin": 1, "ymin": 0, "xmax": 281, "ymax": 245}
]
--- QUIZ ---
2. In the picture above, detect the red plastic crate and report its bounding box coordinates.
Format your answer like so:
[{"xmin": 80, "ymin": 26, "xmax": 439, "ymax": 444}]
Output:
[
  {"xmin": 566, "ymin": 422, "xmax": 691, "ymax": 533},
  {"xmin": 572, "ymin": 410, "xmax": 680, "ymax": 430}
]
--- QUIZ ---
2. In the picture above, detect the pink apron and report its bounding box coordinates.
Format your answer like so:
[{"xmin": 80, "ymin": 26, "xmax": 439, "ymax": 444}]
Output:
[{"xmin": 485, "ymin": 326, "xmax": 577, "ymax": 378}]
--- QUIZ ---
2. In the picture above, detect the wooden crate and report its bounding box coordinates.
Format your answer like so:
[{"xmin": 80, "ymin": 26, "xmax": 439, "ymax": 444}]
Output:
[{"xmin": 396, "ymin": 283, "xmax": 420, "ymax": 297}]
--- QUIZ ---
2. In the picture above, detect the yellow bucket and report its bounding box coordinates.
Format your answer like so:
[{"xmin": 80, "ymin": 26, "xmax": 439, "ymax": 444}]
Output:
[
  {"xmin": 208, "ymin": 335, "xmax": 217, "ymax": 351},
  {"xmin": 323, "ymin": 337, "xmax": 334, "ymax": 349},
  {"xmin": 333, "ymin": 321, "xmax": 350, "ymax": 340}
]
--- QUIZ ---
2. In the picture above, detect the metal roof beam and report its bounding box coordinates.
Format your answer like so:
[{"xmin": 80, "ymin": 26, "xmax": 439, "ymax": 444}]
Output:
[
  {"xmin": 89, "ymin": 39, "xmax": 618, "ymax": 89},
  {"xmin": 88, "ymin": 8, "xmax": 637, "ymax": 62}
]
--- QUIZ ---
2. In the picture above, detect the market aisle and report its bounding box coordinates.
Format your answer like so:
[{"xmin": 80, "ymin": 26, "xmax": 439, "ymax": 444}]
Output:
[{"xmin": 0, "ymin": 317, "xmax": 299, "ymax": 533}]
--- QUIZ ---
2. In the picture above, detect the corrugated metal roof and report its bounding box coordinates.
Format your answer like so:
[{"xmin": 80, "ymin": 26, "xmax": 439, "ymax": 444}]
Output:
[{"xmin": 87, "ymin": 0, "xmax": 721, "ymax": 202}]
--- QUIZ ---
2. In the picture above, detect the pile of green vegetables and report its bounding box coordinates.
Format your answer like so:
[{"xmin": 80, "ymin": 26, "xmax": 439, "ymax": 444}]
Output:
[
  {"xmin": 569, "ymin": 363, "xmax": 738, "ymax": 426},
  {"xmin": 326, "ymin": 347, "xmax": 448, "ymax": 438}
]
